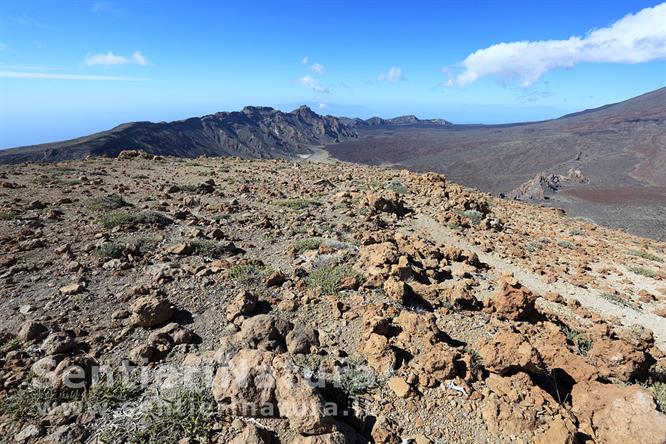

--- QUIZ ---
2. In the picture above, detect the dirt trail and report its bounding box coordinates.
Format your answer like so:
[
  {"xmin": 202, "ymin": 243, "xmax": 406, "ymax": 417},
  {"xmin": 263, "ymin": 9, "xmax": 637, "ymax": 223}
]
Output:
[{"xmin": 412, "ymin": 213, "xmax": 666, "ymax": 350}]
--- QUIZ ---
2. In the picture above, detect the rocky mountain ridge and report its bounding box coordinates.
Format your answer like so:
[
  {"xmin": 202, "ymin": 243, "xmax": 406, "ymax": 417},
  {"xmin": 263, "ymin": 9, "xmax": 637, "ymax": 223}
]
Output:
[{"xmin": 0, "ymin": 105, "xmax": 358, "ymax": 165}]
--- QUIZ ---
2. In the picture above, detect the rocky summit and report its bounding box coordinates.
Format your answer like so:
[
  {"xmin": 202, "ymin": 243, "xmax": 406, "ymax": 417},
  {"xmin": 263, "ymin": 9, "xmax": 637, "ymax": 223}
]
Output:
[{"xmin": 1, "ymin": 153, "xmax": 666, "ymax": 443}]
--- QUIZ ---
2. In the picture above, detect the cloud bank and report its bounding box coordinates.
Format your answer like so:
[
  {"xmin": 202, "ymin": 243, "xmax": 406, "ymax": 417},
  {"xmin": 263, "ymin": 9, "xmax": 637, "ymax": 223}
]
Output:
[
  {"xmin": 84, "ymin": 50, "xmax": 150, "ymax": 66},
  {"xmin": 453, "ymin": 3, "xmax": 666, "ymax": 87}
]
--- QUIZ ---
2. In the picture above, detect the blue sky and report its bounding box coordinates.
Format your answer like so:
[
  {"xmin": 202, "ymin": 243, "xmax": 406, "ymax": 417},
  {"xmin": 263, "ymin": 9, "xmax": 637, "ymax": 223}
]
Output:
[{"xmin": 1, "ymin": 0, "xmax": 665, "ymax": 148}]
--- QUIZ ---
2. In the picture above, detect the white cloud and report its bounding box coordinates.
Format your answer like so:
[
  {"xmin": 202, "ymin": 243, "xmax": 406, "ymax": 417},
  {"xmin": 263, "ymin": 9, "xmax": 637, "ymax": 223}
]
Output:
[
  {"xmin": 0, "ymin": 71, "xmax": 142, "ymax": 81},
  {"xmin": 131, "ymin": 51, "xmax": 149, "ymax": 66},
  {"xmin": 452, "ymin": 3, "xmax": 666, "ymax": 87},
  {"xmin": 0, "ymin": 42, "xmax": 6, "ymax": 51},
  {"xmin": 84, "ymin": 50, "xmax": 150, "ymax": 66},
  {"xmin": 310, "ymin": 62, "xmax": 325, "ymax": 74},
  {"xmin": 301, "ymin": 56, "xmax": 309, "ymax": 64},
  {"xmin": 378, "ymin": 66, "xmax": 404, "ymax": 83},
  {"xmin": 318, "ymin": 103, "xmax": 329, "ymax": 110},
  {"xmin": 298, "ymin": 75, "xmax": 329, "ymax": 93}
]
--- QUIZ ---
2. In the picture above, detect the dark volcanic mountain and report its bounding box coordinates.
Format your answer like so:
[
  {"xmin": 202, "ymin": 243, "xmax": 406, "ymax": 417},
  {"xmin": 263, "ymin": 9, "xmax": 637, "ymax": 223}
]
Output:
[
  {"xmin": 340, "ymin": 115, "xmax": 451, "ymax": 128},
  {"xmin": 327, "ymin": 87, "xmax": 666, "ymax": 239},
  {"xmin": 0, "ymin": 105, "xmax": 357, "ymax": 164}
]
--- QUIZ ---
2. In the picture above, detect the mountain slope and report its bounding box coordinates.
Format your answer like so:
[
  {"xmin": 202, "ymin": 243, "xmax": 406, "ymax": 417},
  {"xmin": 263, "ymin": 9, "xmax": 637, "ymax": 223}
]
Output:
[
  {"xmin": 0, "ymin": 105, "xmax": 357, "ymax": 164},
  {"xmin": 327, "ymin": 87, "xmax": 666, "ymax": 239}
]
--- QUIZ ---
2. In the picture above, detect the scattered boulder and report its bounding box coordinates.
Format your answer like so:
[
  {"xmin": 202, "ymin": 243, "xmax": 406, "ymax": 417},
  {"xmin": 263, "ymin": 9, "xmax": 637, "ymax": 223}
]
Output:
[
  {"xmin": 476, "ymin": 331, "xmax": 543, "ymax": 375},
  {"xmin": 227, "ymin": 291, "xmax": 258, "ymax": 321},
  {"xmin": 488, "ymin": 278, "xmax": 536, "ymax": 321},
  {"xmin": 129, "ymin": 296, "xmax": 173, "ymax": 327},
  {"xmin": 42, "ymin": 332, "xmax": 77, "ymax": 355},
  {"xmin": 285, "ymin": 325, "xmax": 319, "ymax": 354},
  {"xmin": 17, "ymin": 320, "xmax": 48, "ymax": 342},
  {"xmin": 571, "ymin": 380, "xmax": 666, "ymax": 444}
]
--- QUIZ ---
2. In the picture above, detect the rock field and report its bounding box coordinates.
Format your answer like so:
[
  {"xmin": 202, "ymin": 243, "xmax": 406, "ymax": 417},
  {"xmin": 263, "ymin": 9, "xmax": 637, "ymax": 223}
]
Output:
[{"xmin": 1, "ymin": 151, "xmax": 665, "ymax": 443}]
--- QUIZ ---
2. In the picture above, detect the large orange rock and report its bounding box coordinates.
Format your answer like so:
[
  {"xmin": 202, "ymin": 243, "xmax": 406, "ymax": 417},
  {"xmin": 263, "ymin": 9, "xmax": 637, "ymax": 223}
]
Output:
[
  {"xmin": 476, "ymin": 331, "xmax": 543, "ymax": 375},
  {"xmin": 488, "ymin": 279, "xmax": 536, "ymax": 321},
  {"xmin": 359, "ymin": 333, "xmax": 397, "ymax": 373},
  {"xmin": 587, "ymin": 338, "xmax": 648, "ymax": 381},
  {"xmin": 571, "ymin": 380, "xmax": 666, "ymax": 444}
]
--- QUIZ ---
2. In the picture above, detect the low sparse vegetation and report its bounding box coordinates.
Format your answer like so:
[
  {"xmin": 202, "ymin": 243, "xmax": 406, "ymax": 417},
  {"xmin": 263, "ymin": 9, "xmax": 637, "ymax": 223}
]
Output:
[
  {"xmin": 626, "ymin": 249, "xmax": 664, "ymax": 263},
  {"xmin": 131, "ymin": 386, "xmax": 217, "ymax": 443},
  {"xmin": 336, "ymin": 356, "xmax": 377, "ymax": 404},
  {"xmin": 228, "ymin": 263, "xmax": 270, "ymax": 287},
  {"xmin": 293, "ymin": 238, "xmax": 324, "ymax": 253},
  {"xmin": 101, "ymin": 211, "xmax": 171, "ymax": 229},
  {"xmin": 97, "ymin": 236, "xmax": 160, "ymax": 259},
  {"xmin": 569, "ymin": 228, "xmax": 583, "ymax": 236},
  {"xmin": 601, "ymin": 292, "xmax": 635, "ymax": 309},
  {"xmin": 190, "ymin": 240, "xmax": 228, "ymax": 258},
  {"xmin": 2, "ymin": 386, "xmax": 82, "ymax": 419},
  {"xmin": 0, "ymin": 211, "xmax": 18, "ymax": 220},
  {"xmin": 83, "ymin": 373, "xmax": 143, "ymax": 409},
  {"xmin": 306, "ymin": 264, "xmax": 359, "ymax": 294},
  {"xmin": 387, "ymin": 180, "xmax": 409, "ymax": 194},
  {"xmin": 273, "ymin": 198, "xmax": 321, "ymax": 210},
  {"xmin": 95, "ymin": 242, "xmax": 125, "ymax": 259},
  {"xmin": 96, "ymin": 385, "xmax": 217, "ymax": 444},
  {"xmin": 650, "ymin": 382, "xmax": 666, "ymax": 412},
  {"xmin": 557, "ymin": 240, "xmax": 576, "ymax": 249},
  {"xmin": 0, "ymin": 337, "xmax": 21, "ymax": 354},
  {"xmin": 629, "ymin": 266, "xmax": 658, "ymax": 279},
  {"xmin": 525, "ymin": 238, "xmax": 550, "ymax": 252},
  {"xmin": 561, "ymin": 325, "xmax": 593, "ymax": 356},
  {"xmin": 88, "ymin": 194, "xmax": 132, "ymax": 211},
  {"xmin": 460, "ymin": 209, "xmax": 484, "ymax": 225}
]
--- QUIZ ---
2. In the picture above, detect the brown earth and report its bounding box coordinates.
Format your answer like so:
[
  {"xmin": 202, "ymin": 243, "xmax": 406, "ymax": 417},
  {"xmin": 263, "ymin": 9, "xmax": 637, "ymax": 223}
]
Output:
[{"xmin": 0, "ymin": 153, "xmax": 665, "ymax": 443}]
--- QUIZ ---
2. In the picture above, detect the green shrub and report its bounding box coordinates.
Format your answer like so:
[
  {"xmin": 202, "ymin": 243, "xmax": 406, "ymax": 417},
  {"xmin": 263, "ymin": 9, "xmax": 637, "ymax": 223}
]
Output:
[
  {"xmin": 561, "ymin": 326, "xmax": 593, "ymax": 356},
  {"xmin": 306, "ymin": 264, "xmax": 359, "ymax": 294},
  {"xmin": 557, "ymin": 240, "xmax": 576, "ymax": 249},
  {"xmin": 629, "ymin": 266, "xmax": 658, "ymax": 278},
  {"xmin": 273, "ymin": 198, "xmax": 321, "ymax": 210},
  {"xmin": 569, "ymin": 228, "xmax": 583, "ymax": 236},
  {"xmin": 190, "ymin": 240, "xmax": 228, "ymax": 258},
  {"xmin": 293, "ymin": 238, "xmax": 324, "ymax": 253},
  {"xmin": 95, "ymin": 242, "xmax": 125, "ymax": 259},
  {"xmin": 336, "ymin": 357, "xmax": 377, "ymax": 404},
  {"xmin": 228, "ymin": 263, "xmax": 269, "ymax": 287},
  {"xmin": 651, "ymin": 382, "xmax": 666, "ymax": 412},
  {"xmin": 601, "ymin": 292, "xmax": 635, "ymax": 309},
  {"xmin": 130, "ymin": 386, "xmax": 217, "ymax": 443},
  {"xmin": 101, "ymin": 211, "xmax": 171, "ymax": 229},
  {"xmin": 88, "ymin": 194, "xmax": 132, "ymax": 211},
  {"xmin": 2, "ymin": 386, "xmax": 82, "ymax": 419},
  {"xmin": 0, "ymin": 338, "xmax": 21, "ymax": 354},
  {"xmin": 0, "ymin": 211, "xmax": 18, "ymax": 220},
  {"xmin": 461, "ymin": 209, "xmax": 484, "ymax": 225},
  {"xmin": 83, "ymin": 373, "xmax": 142, "ymax": 408},
  {"xmin": 387, "ymin": 180, "xmax": 408, "ymax": 194},
  {"xmin": 525, "ymin": 238, "xmax": 550, "ymax": 252},
  {"xmin": 626, "ymin": 249, "xmax": 664, "ymax": 263}
]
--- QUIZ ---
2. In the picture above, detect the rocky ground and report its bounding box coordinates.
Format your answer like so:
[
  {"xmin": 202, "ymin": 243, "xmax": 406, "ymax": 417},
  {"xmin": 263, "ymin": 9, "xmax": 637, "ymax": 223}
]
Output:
[{"xmin": 1, "ymin": 151, "xmax": 665, "ymax": 443}]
